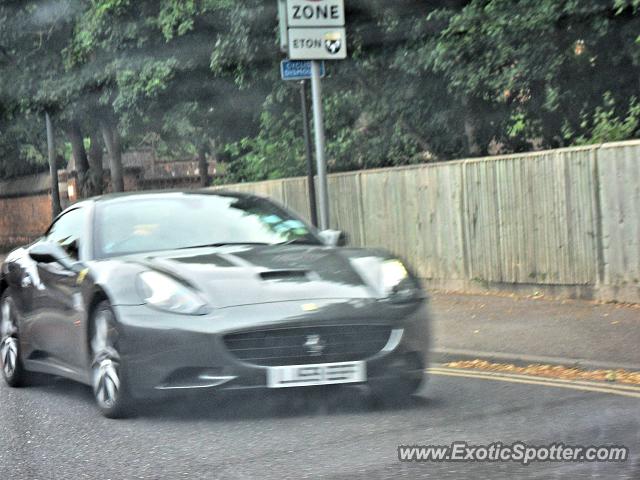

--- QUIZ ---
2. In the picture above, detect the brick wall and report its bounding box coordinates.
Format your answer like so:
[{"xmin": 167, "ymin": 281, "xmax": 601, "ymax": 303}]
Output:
[
  {"xmin": 0, "ymin": 194, "xmax": 52, "ymax": 247},
  {"xmin": 0, "ymin": 172, "xmax": 56, "ymax": 248},
  {"xmin": 0, "ymin": 158, "xmax": 224, "ymax": 249}
]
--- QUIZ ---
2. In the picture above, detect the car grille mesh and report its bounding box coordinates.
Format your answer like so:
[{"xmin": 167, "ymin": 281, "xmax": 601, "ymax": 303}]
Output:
[{"xmin": 223, "ymin": 325, "xmax": 392, "ymax": 366}]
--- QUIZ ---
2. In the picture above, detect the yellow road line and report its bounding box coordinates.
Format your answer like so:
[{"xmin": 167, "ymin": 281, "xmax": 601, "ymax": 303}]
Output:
[
  {"xmin": 428, "ymin": 367, "xmax": 640, "ymax": 393},
  {"xmin": 427, "ymin": 368, "xmax": 640, "ymax": 399}
]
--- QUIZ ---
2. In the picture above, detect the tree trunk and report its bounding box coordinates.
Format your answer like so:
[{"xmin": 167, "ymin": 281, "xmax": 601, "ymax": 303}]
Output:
[
  {"xmin": 101, "ymin": 122, "xmax": 124, "ymax": 192},
  {"xmin": 198, "ymin": 144, "xmax": 209, "ymax": 188},
  {"xmin": 87, "ymin": 132, "xmax": 104, "ymax": 196},
  {"xmin": 67, "ymin": 121, "xmax": 90, "ymax": 199},
  {"xmin": 45, "ymin": 112, "xmax": 61, "ymax": 219},
  {"xmin": 464, "ymin": 117, "xmax": 481, "ymax": 156},
  {"xmin": 462, "ymin": 97, "xmax": 482, "ymax": 157}
]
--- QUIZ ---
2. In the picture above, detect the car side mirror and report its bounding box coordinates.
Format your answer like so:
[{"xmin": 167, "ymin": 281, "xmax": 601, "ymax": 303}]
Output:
[
  {"xmin": 29, "ymin": 242, "xmax": 82, "ymax": 272},
  {"xmin": 319, "ymin": 230, "xmax": 348, "ymax": 247}
]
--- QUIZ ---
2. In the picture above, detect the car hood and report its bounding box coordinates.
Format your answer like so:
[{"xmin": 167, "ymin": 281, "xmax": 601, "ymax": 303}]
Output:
[{"xmin": 129, "ymin": 245, "xmax": 381, "ymax": 308}]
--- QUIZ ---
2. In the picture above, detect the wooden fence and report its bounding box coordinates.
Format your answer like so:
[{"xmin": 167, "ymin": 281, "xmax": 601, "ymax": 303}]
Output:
[{"xmin": 213, "ymin": 140, "xmax": 640, "ymax": 303}]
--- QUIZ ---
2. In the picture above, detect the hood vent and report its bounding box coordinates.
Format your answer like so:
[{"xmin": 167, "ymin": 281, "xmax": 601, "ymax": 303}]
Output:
[{"xmin": 259, "ymin": 270, "xmax": 310, "ymax": 282}]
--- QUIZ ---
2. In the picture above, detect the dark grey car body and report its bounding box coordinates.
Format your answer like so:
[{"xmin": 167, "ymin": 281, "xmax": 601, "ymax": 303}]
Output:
[{"xmin": 0, "ymin": 192, "xmax": 430, "ymax": 400}]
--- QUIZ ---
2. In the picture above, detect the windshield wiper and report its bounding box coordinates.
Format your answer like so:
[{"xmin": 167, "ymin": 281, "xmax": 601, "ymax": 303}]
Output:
[
  {"xmin": 177, "ymin": 242, "xmax": 271, "ymax": 250},
  {"xmin": 177, "ymin": 239, "xmax": 319, "ymax": 250},
  {"xmin": 275, "ymin": 238, "xmax": 320, "ymax": 246}
]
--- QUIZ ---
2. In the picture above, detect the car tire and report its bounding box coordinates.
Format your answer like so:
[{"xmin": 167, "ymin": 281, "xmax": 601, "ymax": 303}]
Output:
[
  {"xmin": 90, "ymin": 300, "xmax": 136, "ymax": 418},
  {"xmin": 0, "ymin": 291, "xmax": 30, "ymax": 388}
]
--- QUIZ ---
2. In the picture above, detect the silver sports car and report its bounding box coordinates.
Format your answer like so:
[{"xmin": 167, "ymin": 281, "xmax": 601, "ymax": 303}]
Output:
[{"xmin": 0, "ymin": 191, "xmax": 430, "ymax": 417}]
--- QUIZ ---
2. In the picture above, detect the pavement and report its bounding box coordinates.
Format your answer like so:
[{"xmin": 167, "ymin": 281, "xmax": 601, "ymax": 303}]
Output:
[
  {"xmin": 430, "ymin": 292, "xmax": 640, "ymax": 370},
  {"xmin": 1, "ymin": 369, "xmax": 638, "ymax": 479}
]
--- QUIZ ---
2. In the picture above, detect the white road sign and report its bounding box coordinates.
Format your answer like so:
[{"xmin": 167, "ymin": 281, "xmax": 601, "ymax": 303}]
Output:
[
  {"xmin": 286, "ymin": 0, "xmax": 345, "ymax": 28},
  {"xmin": 288, "ymin": 27, "xmax": 347, "ymax": 60}
]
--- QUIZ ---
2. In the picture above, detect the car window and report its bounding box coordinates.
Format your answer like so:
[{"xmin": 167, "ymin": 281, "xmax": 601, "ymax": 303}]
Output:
[
  {"xmin": 45, "ymin": 208, "xmax": 85, "ymax": 260},
  {"xmin": 95, "ymin": 194, "xmax": 320, "ymax": 258}
]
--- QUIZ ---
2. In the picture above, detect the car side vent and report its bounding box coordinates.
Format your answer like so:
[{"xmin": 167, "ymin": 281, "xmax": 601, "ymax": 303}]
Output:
[{"xmin": 259, "ymin": 270, "xmax": 309, "ymax": 282}]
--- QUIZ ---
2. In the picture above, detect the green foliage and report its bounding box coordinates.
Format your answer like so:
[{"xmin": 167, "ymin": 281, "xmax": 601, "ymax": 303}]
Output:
[
  {"xmin": 224, "ymin": 92, "xmax": 305, "ymax": 182},
  {"xmin": 568, "ymin": 93, "xmax": 640, "ymax": 145},
  {"xmin": 0, "ymin": 0, "xmax": 639, "ymax": 182},
  {"xmin": 422, "ymin": 0, "xmax": 640, "ymax": 150},
  {"xmin": 0, "ymin": 106, "xmax": 48, "ymax": 178},
  {"xmin": 157, "ymin": 0, "xmax": 197, "ymax": 40}
]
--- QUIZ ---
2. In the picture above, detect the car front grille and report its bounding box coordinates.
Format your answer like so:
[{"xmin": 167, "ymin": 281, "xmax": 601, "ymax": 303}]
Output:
[{"xmin": 223, "ymin": 325, "xmax": 393, "ymax": 366}]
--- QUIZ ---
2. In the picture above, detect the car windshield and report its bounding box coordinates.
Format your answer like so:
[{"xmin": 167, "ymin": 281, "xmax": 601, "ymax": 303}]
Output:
[{"xmin": 95, "ymin": 193, "xmax": 320, "ymax": 257}]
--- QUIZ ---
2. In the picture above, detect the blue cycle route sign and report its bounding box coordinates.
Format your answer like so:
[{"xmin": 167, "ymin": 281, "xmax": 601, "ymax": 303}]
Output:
[{"xmin": 280, "ymin": 60, "xmax": 326, "ymax": 81}]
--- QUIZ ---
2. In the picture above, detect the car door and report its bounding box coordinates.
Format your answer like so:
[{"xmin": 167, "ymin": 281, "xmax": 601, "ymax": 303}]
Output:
[{"xmin": 29, "ymin": 207, "xmax": 87, "ymax": 371}]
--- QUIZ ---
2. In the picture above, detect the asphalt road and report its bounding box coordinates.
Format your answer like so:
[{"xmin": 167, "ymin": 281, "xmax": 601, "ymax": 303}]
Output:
[{"xmin": 0, "ymin": 373, "xmax": 638, "ymax": 479}]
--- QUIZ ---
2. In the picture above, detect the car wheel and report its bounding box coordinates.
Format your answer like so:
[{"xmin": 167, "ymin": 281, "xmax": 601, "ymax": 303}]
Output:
[
  {"xmin": 0, "ymin": 292, "xmax": 29, "ymax": 387},
  {"xmin": 90, "ymin": 301, "xmax": 135, "ymax": 418}
]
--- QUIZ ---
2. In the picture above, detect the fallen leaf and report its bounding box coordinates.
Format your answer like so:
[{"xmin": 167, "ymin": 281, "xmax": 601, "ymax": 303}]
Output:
[{"xmin": 443, "ymin": 359, "xmax": 640, "ymax": 385}]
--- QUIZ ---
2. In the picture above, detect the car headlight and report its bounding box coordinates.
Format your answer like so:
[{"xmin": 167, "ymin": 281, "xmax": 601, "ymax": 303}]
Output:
[
  {"xmin": 137, "ymin": 271, "xmax": 208, "ymax": 315},
  {"xmin": 381, "ymin": 259, "xmax": 409, "ymax": 291},
  {"xmin": 381, "ymin": 259, "xmax": 422, "ymax": 302}
]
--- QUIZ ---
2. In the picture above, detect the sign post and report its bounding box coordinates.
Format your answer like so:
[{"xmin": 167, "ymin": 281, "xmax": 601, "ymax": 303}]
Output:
[
  {"xmin": 281, "ymin": 59, "xmax": 324, "ymax": 226},
  {"xmin": 281, "ymin": 0, "xmax": 347, "ymax": 231},
  {"xmin": 299, "ymin": 80, "xmax": 318, "ymax": 227},
  {"xmin": 310, "ymin": 59, "xmax": 329, "ymax": 230}
]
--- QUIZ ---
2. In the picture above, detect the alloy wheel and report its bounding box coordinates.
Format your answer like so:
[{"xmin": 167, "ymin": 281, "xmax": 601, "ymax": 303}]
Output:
[
  {"xmin": 91, "ymin": 311, "xmax": 121, "ymax": 409},
  {"xmin": 0, "ymin": 299, "xmax": 19, "ymax": 379}
]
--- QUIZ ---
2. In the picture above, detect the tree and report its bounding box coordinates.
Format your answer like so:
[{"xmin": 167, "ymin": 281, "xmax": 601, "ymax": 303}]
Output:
[
  {"xmin": 61, "ymin": 1, "xmax": 261, "ymax": 187},
  {"xmin": 214, "ymin": 0, "xmax": 472, "ymax": 181},
  {"xmin": 419, "ymin": 0, "xmax": 640, "ymax": 151},
  {"xmin": 0, "ymin": 104, "xmax": 49, "ymax": 180},
  {"xmin": 0, "ymin": 0, "xmax": 104, "ymax": 193},
  {"xmin": 1, "ymin": 0, "xmax": 639, "ymax": 187}
]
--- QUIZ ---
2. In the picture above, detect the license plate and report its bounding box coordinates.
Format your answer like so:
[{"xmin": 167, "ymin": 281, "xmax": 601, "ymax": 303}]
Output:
[{"xmin": 267, "ymin": 361, "xmax": 366, "ymax": 388}]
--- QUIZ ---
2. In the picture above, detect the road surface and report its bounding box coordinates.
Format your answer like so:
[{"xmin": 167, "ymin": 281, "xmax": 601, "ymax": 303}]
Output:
[{"xmin": 0, "ymin": 371, "xmax": 637, "ymax": 479}]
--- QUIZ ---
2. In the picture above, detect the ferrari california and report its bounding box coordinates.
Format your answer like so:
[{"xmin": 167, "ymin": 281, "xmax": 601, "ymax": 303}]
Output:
[{"xmin": 0, "ymin": 191, "xmax": 430, "ymax": 417}]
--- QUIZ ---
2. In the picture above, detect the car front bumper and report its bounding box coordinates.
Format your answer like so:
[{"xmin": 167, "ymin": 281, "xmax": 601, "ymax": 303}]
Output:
[{"xmin": 112, "ymin": 298, "xmax": 431, "ymax": 399}]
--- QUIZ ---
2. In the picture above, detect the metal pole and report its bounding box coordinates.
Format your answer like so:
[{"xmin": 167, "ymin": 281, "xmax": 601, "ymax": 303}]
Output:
[
  {"xmin": 277, "ymin": 0, "xmax": 288, "ymax": 54},
  {"xmin": 45, "ymin": 112, "xmax": 61, "ymax": 218},
  {"xmin": 310, "ymin": 60, "xmax": 329, "ymax": 230},
  {"xmin": 300, "ymin": 80, "xmax": 318, "ymax": 227}
]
